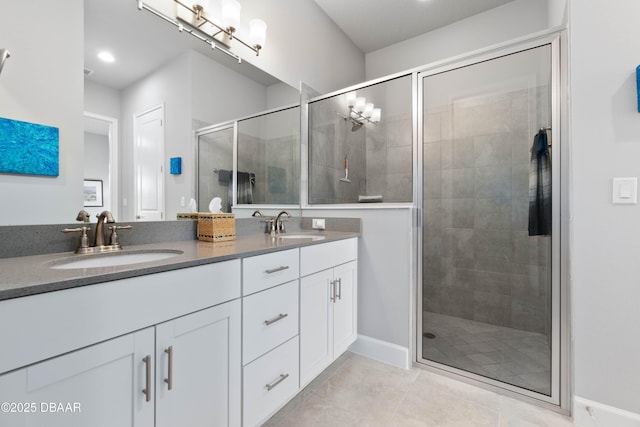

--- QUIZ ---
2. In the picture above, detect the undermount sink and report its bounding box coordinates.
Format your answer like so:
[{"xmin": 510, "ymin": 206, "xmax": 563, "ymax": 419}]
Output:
[
  {"xmin": 277, "ymin": 234, "xmax": 325, "ymax": 241},
  {"xmin": 50, "ymin": 250, "xmax": 184, "ymax": 270}
]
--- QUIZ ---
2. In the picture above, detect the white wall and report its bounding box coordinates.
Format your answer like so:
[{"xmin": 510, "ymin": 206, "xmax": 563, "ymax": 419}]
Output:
[
  {"xmin": 569, "ymin": 0, "xmax": 640, "ymax": 421},
  {"xmin": 83, "ymin": 132, "xmax": 110, "ymax": 219},
  {"xmin": 237, "ymin": 0, "xmax": 365, "ymax": 94},
  {"xmin": 84, "ymin": 81, "xmax": 122, "ymax": 121},
  {"xmin": 190, "ymin": 50, "xmax": 267, "ymax": 126},
  {"xmin": 0, "ymin": 0, "xmax": 84, "ymax": 225},
  {"xmin": 365, "ymin": 0, "xmax": 548, "ymax": 80},
  {"xmin": 121, "ymin": 52, "xmax": 192, "ymax": 222}
]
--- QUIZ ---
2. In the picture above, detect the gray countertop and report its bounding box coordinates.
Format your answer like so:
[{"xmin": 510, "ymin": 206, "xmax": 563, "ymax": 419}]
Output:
[{"xmin": 0, "ymin": 231, "xmax": 358, "ymax": 301}]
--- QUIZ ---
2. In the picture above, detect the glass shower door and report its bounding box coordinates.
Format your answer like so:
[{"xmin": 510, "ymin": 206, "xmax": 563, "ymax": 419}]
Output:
[{"xmin": 419, "ymin": 44, "xmax": 557, "ymax": 399}]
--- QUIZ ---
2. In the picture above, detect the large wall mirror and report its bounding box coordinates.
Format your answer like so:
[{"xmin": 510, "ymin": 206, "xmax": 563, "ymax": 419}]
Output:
[{"xmin": 0, "ymin": 0, "xmax": 300, "ymax": 226}]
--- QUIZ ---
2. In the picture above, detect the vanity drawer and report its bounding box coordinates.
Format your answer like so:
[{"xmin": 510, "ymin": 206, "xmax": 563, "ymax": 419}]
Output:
[
  {"xmin": 301, "ymin": 238, "xmax": 358, "ymax": 276},
  {"xmin": 242, "ymin": 280, "xmax": 299, "ymax": 365},
  {"xmin": 242, "ymin": 248, "xmax": 299, "ymax": 295},
  {"xmin": 243, "ymin": 336, "xmax": 299, "ymax": 427}
]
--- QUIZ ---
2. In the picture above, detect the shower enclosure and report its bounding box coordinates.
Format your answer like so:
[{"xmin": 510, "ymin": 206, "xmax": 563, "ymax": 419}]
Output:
[{"xmin": 418, "ymin": 40, "xmax": 564, "ymax": 404}]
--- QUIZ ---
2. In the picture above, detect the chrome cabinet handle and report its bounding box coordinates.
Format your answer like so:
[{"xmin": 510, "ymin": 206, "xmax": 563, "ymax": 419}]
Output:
[
  {"xmin": 265, "ymin": 373, "xmax": 289, "ymax": 391},
  {"xmin": 265, "ymin": 265, "xmax": 290, "ymax": 274},
  {"xmin": 142, "ymin": 355, "xmax": 151, "ymax": 402},
  {"xmin": 164, "ymin": 346, "xmax": 173, "ymax": 391},
  {"xmin": 336, "ymin": 278, "xmax": 342, "ymax": 300},
  {"xmin": 264, "ymin": 313, "xmax": 288, "ymax": 326},
  {"xmin": 330, "ymin": 280, "xmax": 336, "ymax": 303}
]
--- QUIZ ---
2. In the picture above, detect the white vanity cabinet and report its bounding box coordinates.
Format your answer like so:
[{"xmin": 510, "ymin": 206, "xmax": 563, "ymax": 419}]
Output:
[
  {"xmin": 0, "ymin": 260, "xmax": 242, "ymax": 427},
  {"xmin": 241, "ymin": 249, "xmax": 300, "ymax": 427},
  {"xmin": 155, "ymin": 300, "xmax": 241, "ymax": 427},
  {"xmin": 300, "ymin": 238, "xmax": 358, "ymax": 387},
  {"xmin": 0, "ymin": 328, "xmax": 156, "ymax": 427}
]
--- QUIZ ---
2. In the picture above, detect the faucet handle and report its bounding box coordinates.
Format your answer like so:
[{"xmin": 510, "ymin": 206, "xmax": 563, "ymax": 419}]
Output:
[
  {"xmin": 108, "ymin": 225, "xmax": 132, "ymax": 247},
  {"xmin": 62, "ymin": 227, "xmax": 90, "ymax": 251}
]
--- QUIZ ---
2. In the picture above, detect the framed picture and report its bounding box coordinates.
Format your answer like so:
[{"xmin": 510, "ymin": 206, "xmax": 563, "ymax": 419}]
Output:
[{"xmin": 83, "ymin": 179, "xmax": 103, "ymax": 207}]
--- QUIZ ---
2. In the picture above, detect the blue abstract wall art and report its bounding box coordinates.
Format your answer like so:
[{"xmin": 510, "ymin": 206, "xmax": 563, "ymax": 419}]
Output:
[{"xmin": 0, "ymin": 117, "xmax": 59, "ymax": 176}]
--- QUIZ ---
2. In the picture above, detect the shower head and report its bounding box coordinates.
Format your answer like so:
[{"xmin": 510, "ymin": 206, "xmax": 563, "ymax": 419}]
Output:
[{"xmin": 0, "ymin": 49, "xmax": 10, "ymax": 75}]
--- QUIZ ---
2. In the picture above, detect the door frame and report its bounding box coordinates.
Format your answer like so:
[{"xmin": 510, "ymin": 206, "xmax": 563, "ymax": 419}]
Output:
[
  {"xmin": 414, "ymin": 30, "xmax": 569, "ymax": 413},
  {"xmin": 84, "ymin": 112, "xmax": 119, "ymax": 219},
  {"xmin": 133, "ymin": 104, "xmax": 165, "ymax": 221}
]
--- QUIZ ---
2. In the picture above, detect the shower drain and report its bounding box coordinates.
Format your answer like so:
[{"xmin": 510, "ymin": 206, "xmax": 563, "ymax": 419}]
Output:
[{"xmin": 423, "ymin": 332, "xmax": 436, "ymax": 339}]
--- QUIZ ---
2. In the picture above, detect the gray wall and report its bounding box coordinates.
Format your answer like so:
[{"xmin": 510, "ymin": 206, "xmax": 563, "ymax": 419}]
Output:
[{"xmin": 569, "ymin": 0, "xmax": 640, "ymax": 417}]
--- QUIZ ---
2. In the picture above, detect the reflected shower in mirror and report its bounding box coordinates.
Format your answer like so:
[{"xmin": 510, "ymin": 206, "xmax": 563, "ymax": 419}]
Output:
[
  {"xmin": 237, "ymin": 105, "xmax": 301, "ymax": 206},
  {"xmin": 308, "ymin": 74, "xmax": 413, "ymax": 204},
  {"xmin": 197, "ymin": 125, "xmax": 234, "ymax": 213}
]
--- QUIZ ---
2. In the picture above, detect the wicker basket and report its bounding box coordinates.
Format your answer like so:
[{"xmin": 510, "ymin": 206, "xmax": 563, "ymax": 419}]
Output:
[
  {"xmin": 197, "ymin": 213, "xmax": 236, "ymax": 242},
  {"xmin": 176, "ymin": 212, "xmax": 199, "ymax": 220}
]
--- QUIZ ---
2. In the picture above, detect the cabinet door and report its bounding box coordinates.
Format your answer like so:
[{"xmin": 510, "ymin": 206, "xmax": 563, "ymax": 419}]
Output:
[
  {"xmin": 0, "ymin": 328, "xmax": 154, "ymax": 427},
  {"xmin": 155, "ymin": 300, "xmax": 241, "ymax": 427},
  {"xmin": 333, "ymin": 261, "xmax": 358, "ymax": 357},
  {"xmin": 299, "ymin": 269, "xmax": 333, "ymax": 387}
]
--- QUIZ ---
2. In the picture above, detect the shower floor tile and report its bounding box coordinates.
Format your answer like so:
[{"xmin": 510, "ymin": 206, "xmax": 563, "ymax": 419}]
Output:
[{"xmin": 422, "ymin": 312, "xmax": 551, "ymax": 395}]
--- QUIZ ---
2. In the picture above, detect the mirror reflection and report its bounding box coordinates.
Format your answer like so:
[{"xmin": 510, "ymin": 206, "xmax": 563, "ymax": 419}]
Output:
[
  {"xmin": 80, "ymin": 0, "xmax": 299, "ymax": 224},
  {"xmin": 237, "ymin": 106, "xmax": 301, "ymax": 206}
]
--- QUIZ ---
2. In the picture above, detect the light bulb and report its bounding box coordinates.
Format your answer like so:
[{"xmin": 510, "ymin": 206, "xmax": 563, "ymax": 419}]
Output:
[
  {"xmin": 354, "ymin": 97, "xmax": 366, "ymax": 113},
  {"xmin": 249, "ymin": 19, "xmax": 267, "ymax": 49},
  {"xmin": 363, "ymin": 103, "xmax": 374, "ymax": 118},
  {"xmin": 371, "ymin": 108, "xmax": 382, "ymax": 123},
  {"xmin": 221, "ymin": 0, "xmax": 241, "ymax": 31},
  {"xmin": 346, "ymin": 92, "xmax": 357, "ymax": 108}
]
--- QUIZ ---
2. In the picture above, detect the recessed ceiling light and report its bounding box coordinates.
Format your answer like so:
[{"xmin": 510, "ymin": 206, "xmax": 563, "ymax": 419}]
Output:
[{"xmin": 98, "ymin": 51, "xmax": 115, "ymax": 63}]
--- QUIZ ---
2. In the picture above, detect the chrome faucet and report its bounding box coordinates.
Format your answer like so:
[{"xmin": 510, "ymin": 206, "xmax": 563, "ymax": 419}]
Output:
[
  {"xmin": 275, "ymin": 210, "xmax": 291, "ymax": 233},
  {"xmin": 251, "ymin": 210, "xmax": 264, "ymax": 217}
]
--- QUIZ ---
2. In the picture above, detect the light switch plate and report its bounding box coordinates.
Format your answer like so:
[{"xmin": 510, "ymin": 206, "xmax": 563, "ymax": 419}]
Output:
[{"xmin": 612, "ymin": 177, "xmax": 637, "ymax": 204}]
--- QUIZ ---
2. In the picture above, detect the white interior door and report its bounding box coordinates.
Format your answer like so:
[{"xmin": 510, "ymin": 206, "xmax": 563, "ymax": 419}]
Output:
[{"xmin": 134, "ymin": 105, "xmax": 164, "ymax": 221}]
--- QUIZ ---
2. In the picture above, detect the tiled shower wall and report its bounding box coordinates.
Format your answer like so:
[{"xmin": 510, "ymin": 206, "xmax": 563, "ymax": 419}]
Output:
[
  {"xmin": 237, "ymin": 132, "xmax": 299, "ymax": 204},
  {"xmin": 422, "ymin": 85, "xmax": 551, "ymax": 337},
  {"xmin": 308, "ymin": 76, "xmax": 413, "ymax": 205}
]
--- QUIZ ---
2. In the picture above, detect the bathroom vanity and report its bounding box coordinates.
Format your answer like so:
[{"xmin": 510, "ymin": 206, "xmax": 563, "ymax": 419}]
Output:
[{"xmin": 0, "ymin": 230, "xmax": 358, "ymax": 427}]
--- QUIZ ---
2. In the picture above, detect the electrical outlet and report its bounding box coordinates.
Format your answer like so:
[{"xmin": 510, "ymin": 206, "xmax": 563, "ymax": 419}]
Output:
[{"xmin": 312, "ymin": 218, "xmax": 326, "ymax": 230}]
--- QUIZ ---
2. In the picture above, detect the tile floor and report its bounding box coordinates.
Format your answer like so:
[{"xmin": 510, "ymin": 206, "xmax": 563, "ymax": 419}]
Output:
[
  {"xmin": 423, "ymin": 312, "xmax": 551, "ymax": 395},
  {"xmin": 264, "ymin": 352, "xmax": 574, "ymax": 427}
]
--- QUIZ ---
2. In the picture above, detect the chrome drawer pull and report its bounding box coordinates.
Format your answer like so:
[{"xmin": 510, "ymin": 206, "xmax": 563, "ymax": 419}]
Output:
[
  {"xmin": 264, "ymin": 313, "xmax": 288, "ymax": 326},
  {"xmin": 336, "ymin": 277, "xmax": 342, "ymax": 300},
  {"xmin": 164, "ymin": 346, "xmax": 173, "ymax": 391},
  {"xmin": 265, "ymin": 373, "xmax": 289, "ymax": 391},
  {"xmin": 265, "ymin": 265, "xmax": 290, "ymax": 274},
  {"xmin": 142, "ymin": 355, "xmax": 151, "ymax": 402},
  {"xmin": 330, "ymin": 279, "xmax": 336, "ymax": 303}
]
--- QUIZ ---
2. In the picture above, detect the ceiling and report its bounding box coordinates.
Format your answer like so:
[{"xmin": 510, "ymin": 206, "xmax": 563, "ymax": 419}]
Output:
[
  {"xmin": 84, "ymin": 0, "xmax": 280, "ymax": 90},
  {"xmin": 313, "ymin": 0, "xmax": 519, "ymax": 53},
  {"xmin": 85, "ymin": 0, "xmax": 519, "ymax": 91}
]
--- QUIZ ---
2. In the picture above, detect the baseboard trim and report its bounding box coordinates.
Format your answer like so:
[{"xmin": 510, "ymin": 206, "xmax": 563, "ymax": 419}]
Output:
[
  {"xmin": 573, "ymin": 396, "xmax": 640, "ymax": 427},
  {"xmin": 348, "ymin": 334, "xmax": 410, "ymax": 369}
]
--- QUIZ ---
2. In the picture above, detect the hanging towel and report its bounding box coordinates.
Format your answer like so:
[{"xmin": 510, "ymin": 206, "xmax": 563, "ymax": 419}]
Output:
[
  {"xmin": 236, "ymin": 171, "xmax": 254, "ymax": 205},
  {"xmin": 528, "ymin": 129, "xmax": 552, "ymax": 236}
]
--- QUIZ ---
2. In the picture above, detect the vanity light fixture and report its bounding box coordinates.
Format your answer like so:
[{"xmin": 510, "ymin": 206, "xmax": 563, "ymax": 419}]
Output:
[
  {"xmin": 339, "ymin": 91, "xmax": 382, "ymax": 130},
  {"xmin": 176, "ymin": 0, "xmax": 266, "ymax": 55},
  {"xmin": 137, "ymin": 0, "xmax": 266, "ymax": 63}
]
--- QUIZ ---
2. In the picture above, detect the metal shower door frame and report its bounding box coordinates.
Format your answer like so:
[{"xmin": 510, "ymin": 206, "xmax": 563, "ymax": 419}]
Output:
[{"xmin": 414, "ymin": 31, "xmax": 569, "ymax": 412}]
